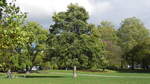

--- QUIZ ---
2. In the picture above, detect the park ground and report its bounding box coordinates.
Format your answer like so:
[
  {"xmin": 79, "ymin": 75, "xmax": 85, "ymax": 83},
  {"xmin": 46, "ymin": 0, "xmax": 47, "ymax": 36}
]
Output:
[{"xmin": 0, "ymin": 70, "xmax": 150, "ymax": 84}]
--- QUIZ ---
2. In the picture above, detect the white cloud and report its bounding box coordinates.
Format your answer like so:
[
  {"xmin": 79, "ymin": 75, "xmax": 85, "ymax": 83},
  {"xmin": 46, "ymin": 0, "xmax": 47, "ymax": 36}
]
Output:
[
  {"xmin": 16, "ymin": 0, "xmax": 93, "ymax": 17},
  {"xmin": 13, "ymin": 0, "xmax": 112, "ymax": 28},
  {"xmin": 15, "ymin": 0, "xmax": 113, "ymax": 18},
  {"xmin": 91, "ymin": 2, "xmax": 113, "ymax": 14},
  {"xmin": 11, "ymin": 0, "xmax": 150, "ymax": 29}
]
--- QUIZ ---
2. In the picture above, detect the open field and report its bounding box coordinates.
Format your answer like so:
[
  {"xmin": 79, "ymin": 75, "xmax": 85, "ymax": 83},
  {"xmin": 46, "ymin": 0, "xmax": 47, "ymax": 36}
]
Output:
[{"xmin": 0, "ymin": 70, "xmax": 150, "ymax": 84}]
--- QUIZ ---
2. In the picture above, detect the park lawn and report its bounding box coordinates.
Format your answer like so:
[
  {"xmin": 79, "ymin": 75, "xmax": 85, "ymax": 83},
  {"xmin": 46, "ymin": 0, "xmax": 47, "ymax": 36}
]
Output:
[{"xmin": 0, "ymin": 70, "xmax": 150, "ymax": 84}]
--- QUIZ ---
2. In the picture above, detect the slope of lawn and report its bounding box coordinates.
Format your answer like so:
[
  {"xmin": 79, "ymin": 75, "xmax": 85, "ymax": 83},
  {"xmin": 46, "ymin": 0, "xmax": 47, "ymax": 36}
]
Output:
[{"xmin": 0, "ymin": 70, "xmax": 150, "ymax": 84}]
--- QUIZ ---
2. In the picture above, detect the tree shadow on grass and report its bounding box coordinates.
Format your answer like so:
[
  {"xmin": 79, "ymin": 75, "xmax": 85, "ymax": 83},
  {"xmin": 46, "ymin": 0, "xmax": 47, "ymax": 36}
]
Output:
[
  {"xmin": 116, "ymin": 69, "xmax": 150, "ymax": 74},
  {"xmin": 19, "ymin": 75, "xmax": 70, "ymax": 78}
]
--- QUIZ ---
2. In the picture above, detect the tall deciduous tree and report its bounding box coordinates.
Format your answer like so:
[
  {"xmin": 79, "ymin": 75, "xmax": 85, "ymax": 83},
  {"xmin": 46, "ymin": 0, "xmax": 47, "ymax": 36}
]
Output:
[
  {"xmin": 22, "ymin": 22, "xmax": 48, "ymax": 71},
  {"xmin": 118, "ymin": 17, "xmax": 149, "ymax": 69},
  {"xmin": 0, "ymin": 1, "xmax": 30, "ymax": 72},
  {"xmin": 47, "ymin": 4, "xmax": 106, "ymax": 78},
  {"xmin": 98, "ymin": 21, "xmax": 122, "ymax": 68}
]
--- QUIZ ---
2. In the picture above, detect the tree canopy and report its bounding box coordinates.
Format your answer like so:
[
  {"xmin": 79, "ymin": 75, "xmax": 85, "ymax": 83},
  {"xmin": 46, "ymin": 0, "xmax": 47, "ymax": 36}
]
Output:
[{"xmin": 0, "ymin": 1, "xmax": 150, "ymax": 72}]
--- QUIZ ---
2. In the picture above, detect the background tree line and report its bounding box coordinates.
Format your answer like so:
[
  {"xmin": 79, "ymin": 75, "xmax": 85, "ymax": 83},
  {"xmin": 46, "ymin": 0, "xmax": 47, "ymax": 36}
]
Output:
[{"xmin": 0, "ymin": 1, "xmax": 150, "ymax": 72}]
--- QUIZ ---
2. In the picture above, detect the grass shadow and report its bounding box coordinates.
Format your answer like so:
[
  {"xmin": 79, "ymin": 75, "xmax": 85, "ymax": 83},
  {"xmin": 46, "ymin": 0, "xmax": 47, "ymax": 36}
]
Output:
[
  {"xmin": 116, "ymin": 69, "xmax": 150, "ymax": 74},
  {"xmin": 19, "ymin": 75, "xmax": 69, "ymax": 78}
]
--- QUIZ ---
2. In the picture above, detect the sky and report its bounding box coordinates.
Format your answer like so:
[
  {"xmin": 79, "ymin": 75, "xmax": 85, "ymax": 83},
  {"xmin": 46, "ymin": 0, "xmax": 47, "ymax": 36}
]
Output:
[{"xmin": 12, "ymin": 0, "xmax": 150, "ymax": 29}]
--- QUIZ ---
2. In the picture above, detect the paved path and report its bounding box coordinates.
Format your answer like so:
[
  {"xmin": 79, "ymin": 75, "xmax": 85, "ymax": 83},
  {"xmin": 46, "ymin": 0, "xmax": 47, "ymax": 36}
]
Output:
[{"xmin": 52, "ymin": 72, "xmax": 150, "ymax": 79}]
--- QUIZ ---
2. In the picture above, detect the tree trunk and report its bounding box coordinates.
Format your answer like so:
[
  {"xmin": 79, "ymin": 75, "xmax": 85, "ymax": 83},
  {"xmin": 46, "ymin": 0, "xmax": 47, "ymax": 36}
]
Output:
[
  {"xmin": 7, "ymin": 69, "xmax": 12, "ymax": 79},
  {"xmin": 73, "ymin": 66, "xmax": 77, "ymax": 78},
  {"xmin": 65, "ymin": 67, "xmax": 68, "ymax": 71},
  {"xmin": 131, "ymin": 56, "xmax": 134, "ymax": 70},
  {"xmin": 102, "ymin": 68, "xmax": 105, "ymax": 71}
]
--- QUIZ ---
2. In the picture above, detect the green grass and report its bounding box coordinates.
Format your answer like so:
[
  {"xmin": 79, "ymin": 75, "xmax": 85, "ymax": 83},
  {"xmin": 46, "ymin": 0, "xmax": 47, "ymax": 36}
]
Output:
[{"xmin": 0, "ymin": 70, "xmax": 150, "ymax": 84}]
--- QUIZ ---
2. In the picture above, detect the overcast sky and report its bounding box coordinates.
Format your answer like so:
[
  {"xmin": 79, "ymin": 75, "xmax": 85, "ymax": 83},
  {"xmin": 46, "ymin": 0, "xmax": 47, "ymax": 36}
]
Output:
[{"xmin": 13, "ymin": 0, "xmax": 150, "ymax": 29}]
